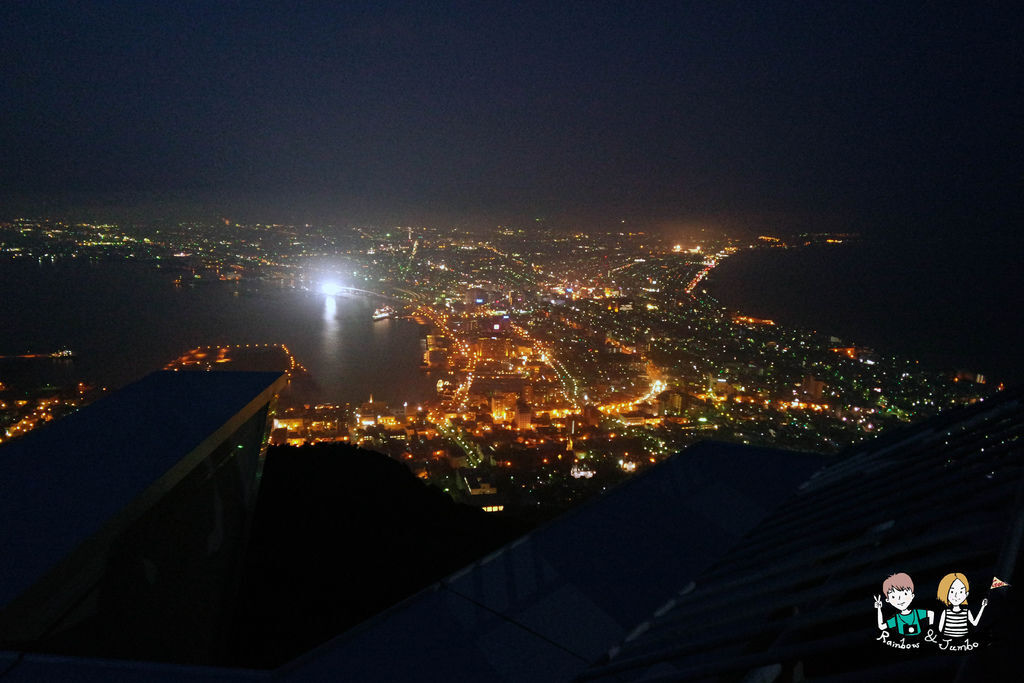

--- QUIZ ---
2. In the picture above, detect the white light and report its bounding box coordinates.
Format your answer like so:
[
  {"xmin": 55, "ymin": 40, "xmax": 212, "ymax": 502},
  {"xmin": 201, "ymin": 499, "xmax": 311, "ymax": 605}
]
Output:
[{"xmin": 321, "ymin": 282, "xmax": 344, "ymax": 297}]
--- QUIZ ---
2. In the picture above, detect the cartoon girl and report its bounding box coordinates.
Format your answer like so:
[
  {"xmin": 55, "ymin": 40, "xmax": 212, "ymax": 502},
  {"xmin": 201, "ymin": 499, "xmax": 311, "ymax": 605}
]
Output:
[{"xmin": 936, "ymin": 572, "xmax": 988, "ymax": 637}]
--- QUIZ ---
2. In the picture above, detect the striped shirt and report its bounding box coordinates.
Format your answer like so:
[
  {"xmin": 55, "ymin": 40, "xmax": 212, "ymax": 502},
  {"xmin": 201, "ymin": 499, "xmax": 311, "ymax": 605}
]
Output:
[{"xmin": 942, "ymin": 608, "xmax": 969, "ymax": 637}]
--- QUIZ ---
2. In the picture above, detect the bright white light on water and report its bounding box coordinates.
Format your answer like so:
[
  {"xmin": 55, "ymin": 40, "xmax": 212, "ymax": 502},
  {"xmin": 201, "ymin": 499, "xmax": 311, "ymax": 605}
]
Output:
[
  {"xmin": 323, "ymin": 294, "xmax": 337, "ymax": 321},
  {"xmin": 321, "ymin": 282, "xmax": 344, "ymax": 297}
]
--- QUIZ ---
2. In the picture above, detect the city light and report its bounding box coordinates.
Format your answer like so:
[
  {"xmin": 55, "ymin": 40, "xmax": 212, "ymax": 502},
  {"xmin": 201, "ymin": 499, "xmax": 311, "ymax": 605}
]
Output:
[{"xmin": 1, "ymin": 218, "xmax": 994, "ymax": 519}]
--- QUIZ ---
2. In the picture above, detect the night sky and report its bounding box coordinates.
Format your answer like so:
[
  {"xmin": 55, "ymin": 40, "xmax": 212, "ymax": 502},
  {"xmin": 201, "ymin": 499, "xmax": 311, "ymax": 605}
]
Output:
[{"xmin": 2, "ymin": 1, "xmax": 1019, "ymax": 235}]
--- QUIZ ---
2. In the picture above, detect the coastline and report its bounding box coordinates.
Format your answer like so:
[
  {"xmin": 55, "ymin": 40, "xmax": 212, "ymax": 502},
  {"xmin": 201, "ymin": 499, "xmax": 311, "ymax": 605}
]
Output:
[{"xmin": 703, "ymin": 239, "xmax": 1020, "ymax": 384}]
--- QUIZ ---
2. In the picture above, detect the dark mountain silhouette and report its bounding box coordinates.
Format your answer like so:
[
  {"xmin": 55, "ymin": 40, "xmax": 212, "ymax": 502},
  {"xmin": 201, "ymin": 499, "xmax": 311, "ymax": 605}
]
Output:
[{"xmin": 228, "ymin": 443, "xmax": 531, "ymax": 668}]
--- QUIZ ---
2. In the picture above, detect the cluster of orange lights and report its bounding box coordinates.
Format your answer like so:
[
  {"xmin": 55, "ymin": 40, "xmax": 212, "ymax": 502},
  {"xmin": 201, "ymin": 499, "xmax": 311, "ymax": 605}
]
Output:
[
  {"xmin": 0, "ymin": 398, "xmax": 58, "ymax": 444},
  {"xmin": 684, "ymin": 262, "xmax": 715, "ymax": 294},
  {"xmin": 732, "ymin": 315, "xmax": 775, "ymax": 326},
  {"xmin": 776, "ymin": 400, "xmax": 831, "ymax": 412},
  {"xmin": 163, "ymin": 342, "xmax": 307, "ymax": 375},
  {"xmin": 698, "ymin": 392, "xmax": 833, "ymax": 414}
]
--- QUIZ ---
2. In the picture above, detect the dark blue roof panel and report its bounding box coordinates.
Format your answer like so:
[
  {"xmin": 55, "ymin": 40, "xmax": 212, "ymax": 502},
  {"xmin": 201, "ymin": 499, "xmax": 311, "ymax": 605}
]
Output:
[
  {"xmin": 0, "ymin": 371, "xmax": 284, "ymax": 610},
  {"xmin": 279, "ymin": 441, "xmax": 827, "ymax": 682}
]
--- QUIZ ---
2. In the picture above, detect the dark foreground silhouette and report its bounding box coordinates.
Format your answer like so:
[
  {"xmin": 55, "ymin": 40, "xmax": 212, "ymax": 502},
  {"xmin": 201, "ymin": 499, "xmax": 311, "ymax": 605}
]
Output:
[{"xmin": 228, "ymin": 443, "xmax": 531, "ymax": 668}]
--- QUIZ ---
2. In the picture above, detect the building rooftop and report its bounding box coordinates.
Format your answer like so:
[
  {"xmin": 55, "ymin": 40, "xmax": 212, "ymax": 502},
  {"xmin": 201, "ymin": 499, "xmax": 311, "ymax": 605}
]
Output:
[
  {"xmin": 0, "ymin": 370, "xmax": 285, "ymax": 653},
  {"xmin": 280, "ymin": 440, "xmax": 827, "ymax": 682},
  {"xmin": 1, "ymin": 379, "xmax": 1020, "ymax": 681},
  {"xmin": 580, "ymin": 388, "xmax": 1024, "ymax": 682}
]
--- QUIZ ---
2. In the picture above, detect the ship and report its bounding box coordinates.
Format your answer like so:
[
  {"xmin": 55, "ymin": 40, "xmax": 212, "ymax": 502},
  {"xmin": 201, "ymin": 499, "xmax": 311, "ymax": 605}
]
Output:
[
  {"xmin": 0, "ymin": 349, "xmax": 76, "ymax": 360},
  {"xmin": 372, "ymin": 306, "xmax": 395, "ymax": 321}
]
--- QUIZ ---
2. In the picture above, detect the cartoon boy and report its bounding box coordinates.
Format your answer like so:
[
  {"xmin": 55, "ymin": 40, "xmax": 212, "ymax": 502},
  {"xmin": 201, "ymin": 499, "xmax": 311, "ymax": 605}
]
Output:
[{"xmin": 875, "ymin": 572, "xmax": 934, "ymax": 636}]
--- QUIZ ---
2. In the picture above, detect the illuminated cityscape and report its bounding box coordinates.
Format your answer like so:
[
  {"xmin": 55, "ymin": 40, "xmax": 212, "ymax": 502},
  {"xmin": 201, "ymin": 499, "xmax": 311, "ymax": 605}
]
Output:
[
  {"xmin": 0, "ymin": 218, "xmax": 996, "ymax": 516},
  {"xmin": 0, "ymin": 3, "xmax": 1019, "ymax": 679}
]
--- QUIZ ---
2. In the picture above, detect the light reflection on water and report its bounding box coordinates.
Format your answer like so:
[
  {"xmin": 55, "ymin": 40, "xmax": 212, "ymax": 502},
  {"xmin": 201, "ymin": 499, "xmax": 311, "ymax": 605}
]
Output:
[
  {"xmin": 323, "ymin": 294, "xmax": 338, "ymax": 323},
  {"xmin": 322, "ymin": 294, "xmax": 340, "ymax": 351}
]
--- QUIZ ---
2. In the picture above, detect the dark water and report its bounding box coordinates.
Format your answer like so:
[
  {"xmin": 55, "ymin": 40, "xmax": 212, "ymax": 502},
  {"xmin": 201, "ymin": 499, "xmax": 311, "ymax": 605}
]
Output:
[
  {"xmin": 0, "ymin": 259, "xmax": 436, "ymax": 405},
  {"xmin": 704, "ymin": 237, "xmax": 1023, "ymax": 385}
]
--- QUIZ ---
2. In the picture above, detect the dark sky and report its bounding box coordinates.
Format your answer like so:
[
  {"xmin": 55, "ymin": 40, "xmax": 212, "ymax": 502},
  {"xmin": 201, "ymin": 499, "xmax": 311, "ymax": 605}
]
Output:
[{"xmin": 1, "ymin": 1, "xmax": 1020, "ymax": 234}]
